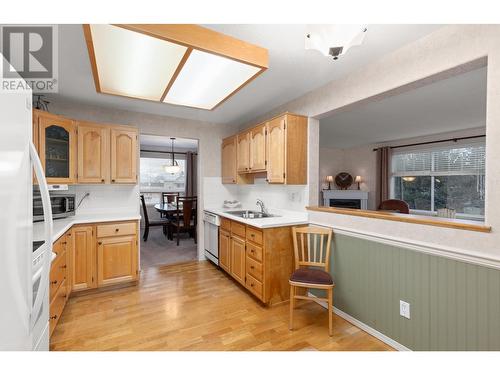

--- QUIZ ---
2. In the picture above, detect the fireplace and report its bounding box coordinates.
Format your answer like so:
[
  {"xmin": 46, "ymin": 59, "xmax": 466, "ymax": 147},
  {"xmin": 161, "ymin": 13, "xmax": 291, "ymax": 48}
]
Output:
[
  {"xmin": 322, "ymin": 189, "xmax": 369, "ymax": 210},
  {"xmin": 329, "ymin": 198, "xmax": 361, "ymax": 209}
]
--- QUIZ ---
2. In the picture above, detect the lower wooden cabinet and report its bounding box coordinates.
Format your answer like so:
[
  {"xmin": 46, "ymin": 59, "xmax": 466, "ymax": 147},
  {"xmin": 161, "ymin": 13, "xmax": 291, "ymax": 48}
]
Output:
[
  {"xmin": 71, "ymin": 225, "xmax": 96, "ymax": 291},
  {"xmin": 219, "ymin": 229, "xmax": 231, "ymax": 273},
  {"xmin": 49, "ymin": 230, "xmax": 72, "ymax": 337},
  {"xmin": 97, "ymin": 234, "xmax": 138, "ymax": 287},
  {"xmin": 218, "ymin": 218, "xmax": 296, "ymax": 305},
  {"xmin": 230, "ymin": 235, "xmax": 246, "ymax": 285}
]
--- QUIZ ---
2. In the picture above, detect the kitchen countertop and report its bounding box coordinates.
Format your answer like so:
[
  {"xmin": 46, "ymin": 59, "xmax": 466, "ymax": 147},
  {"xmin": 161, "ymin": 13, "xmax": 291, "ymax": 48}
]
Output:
[
  {"xmin": 204, "ymin": 206, "xmax": 308, "ymax": 228},
  {"xmin": 33, "ymin": 212, "xmax": 141, "ymax": 243}
]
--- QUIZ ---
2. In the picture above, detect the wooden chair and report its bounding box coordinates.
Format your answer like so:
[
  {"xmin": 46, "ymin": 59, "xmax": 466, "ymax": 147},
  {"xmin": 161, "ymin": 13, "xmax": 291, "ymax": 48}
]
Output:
[
  {"xmin": 170, "ymin": 196, "xmax": 197, "ymax": 246},
  {"xmin": 160, "ymin": 192, "xmax": 180, "ymax": 218},
  {"xmin": 140, "ymin": 195, "xmax": 170, "ymax": 241},
  {"xmin": 378, "ymin": 199, "xmax": 410, "ymax": 214},
  {"xmin": 289, "ymin": 226, "xmax": 334, "ymax": 336}
]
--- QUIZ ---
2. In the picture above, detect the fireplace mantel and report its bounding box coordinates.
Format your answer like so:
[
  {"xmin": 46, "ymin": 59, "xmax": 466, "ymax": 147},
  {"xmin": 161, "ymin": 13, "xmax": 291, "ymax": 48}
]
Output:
[{"xmin": 323, "ymin": 190, "xmax": 369, "ymax": 209}]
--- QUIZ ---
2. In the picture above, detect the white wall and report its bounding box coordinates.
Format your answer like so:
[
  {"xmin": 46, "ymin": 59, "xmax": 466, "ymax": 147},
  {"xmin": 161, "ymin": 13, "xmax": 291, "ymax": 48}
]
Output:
[{"xmin": 70, "ymin": 184, "xmax": 140, "ymax": 216}]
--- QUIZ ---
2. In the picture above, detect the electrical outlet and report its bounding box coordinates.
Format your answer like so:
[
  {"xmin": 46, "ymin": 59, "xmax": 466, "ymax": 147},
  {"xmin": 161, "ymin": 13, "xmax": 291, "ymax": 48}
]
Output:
[{"xmin": 400, "ymin": 300, "xmax": 410, "ymax": 319}]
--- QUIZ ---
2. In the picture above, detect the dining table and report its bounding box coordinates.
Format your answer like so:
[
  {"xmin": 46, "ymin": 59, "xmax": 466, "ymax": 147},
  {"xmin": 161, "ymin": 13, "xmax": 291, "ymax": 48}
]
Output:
[{"xmin": 154, "ymin": 202, "xmax": 182, "ymax": 216}]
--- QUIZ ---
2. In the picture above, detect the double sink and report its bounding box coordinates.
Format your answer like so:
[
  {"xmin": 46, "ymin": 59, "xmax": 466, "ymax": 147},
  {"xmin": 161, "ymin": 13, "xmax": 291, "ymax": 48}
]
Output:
[{"xmin": 224, "ymin": 210, "xmax": 279, "ymax": 219}]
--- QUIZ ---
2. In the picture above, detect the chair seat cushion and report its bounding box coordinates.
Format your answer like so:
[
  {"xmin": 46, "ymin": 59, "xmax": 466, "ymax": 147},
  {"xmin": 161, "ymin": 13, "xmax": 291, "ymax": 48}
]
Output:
[{"xmin": 290, "ymin": 268, "xmax": 333, "ymax": 285}]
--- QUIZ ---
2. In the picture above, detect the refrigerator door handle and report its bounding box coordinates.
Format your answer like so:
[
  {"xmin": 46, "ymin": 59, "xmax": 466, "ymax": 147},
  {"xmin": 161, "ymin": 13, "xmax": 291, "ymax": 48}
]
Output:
[{"xmin": 29, "ymin": 142, "xmax": 53, "ymax": 330}]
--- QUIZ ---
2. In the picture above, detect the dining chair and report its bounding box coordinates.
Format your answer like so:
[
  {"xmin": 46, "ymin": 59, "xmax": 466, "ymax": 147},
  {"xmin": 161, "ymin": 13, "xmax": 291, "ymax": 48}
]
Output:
[
  {"xmin": 378, "ymin": 199, "xmax": 410, "ymax": 214},
  {"xmin": 170, "ymin": 196, "xmax": 197, "ymax": 246},
  {"xmin": 289, "ymin": 225, "xmax": 334, "ymax": 336},
  {"xmin": 140, "ymin": 195, "xmax": 170, "ymax": 241},
  {"xmin": 161, "ymin": 192, "xmax": 180, "ymax": 218}
]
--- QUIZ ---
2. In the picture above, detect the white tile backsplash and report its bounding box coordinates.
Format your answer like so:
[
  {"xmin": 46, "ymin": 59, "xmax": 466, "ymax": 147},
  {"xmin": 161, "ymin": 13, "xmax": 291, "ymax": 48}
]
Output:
[
  {"xmin": 202, "ymin": 176, "xmax": 308, "ymax": 212},
  {"xmin": 71, "ymin": 184, "xmax": 140, "ymax": 216}
]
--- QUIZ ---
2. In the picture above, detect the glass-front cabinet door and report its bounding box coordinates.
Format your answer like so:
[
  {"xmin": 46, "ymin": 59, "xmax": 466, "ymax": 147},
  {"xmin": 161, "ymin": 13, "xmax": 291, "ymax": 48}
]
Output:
[{"xmin": 38, "ymin": 113, "xmax": 77, "ymax": 184}]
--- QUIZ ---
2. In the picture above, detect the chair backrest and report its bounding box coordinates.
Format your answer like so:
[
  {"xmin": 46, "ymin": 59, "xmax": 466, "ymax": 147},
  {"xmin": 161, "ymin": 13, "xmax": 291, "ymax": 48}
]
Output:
[
  {"xmin": 292, "ymin": 226, "xmax": 333, "ymax": 272},
  {"xmin": 378, "ymin": 199, "xmax": 410, "ymax": 214},
  {"xmin": 176, "ymin": 196, "xmax": 197, "ymax": 227},
  {"xmin": 140, "ymin": 195, "xmax": 150, "ymax": 225},
  {"xmin": 162, "ymin": 191, "xmax": 180, "ymax": 204}
]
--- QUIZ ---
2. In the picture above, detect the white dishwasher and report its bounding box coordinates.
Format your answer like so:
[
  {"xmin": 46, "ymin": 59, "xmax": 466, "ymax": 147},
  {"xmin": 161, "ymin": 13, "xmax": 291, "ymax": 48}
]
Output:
[{"xmin": 203, "ymin": 211, "xmax": 220, "ymax": 265}]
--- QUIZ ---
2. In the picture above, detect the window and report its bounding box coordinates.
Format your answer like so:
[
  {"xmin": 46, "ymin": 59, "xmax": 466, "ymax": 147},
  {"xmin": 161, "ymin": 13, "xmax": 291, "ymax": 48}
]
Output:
[
  {"xmin": 140, "ymin": 157, "xmax": 186, "ymax": 193},
  {"xmin": 391, "ymin": 141, "xmax": 485, "ymax": 219}
]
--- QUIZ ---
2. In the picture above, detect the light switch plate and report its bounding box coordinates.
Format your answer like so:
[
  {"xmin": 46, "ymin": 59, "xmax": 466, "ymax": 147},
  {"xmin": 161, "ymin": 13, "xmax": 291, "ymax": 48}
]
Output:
[{"xmin": 400, "ymin": 300, "xmax": 410, "ymax": 319}]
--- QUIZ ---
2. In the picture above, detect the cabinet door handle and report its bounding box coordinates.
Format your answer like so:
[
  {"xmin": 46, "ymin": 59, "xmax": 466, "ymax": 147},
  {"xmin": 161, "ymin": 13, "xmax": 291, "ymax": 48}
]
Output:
[
  {"xmin": 101, "ymin": 179, "xmax": 105, "ymax": 182},
  {"xmin": 60, "ymin": 265, "xmax": 67, "ymax": 269},
  {"xmin": 98, "ymin": 241, "xmax": 102, "ymax": 245},
  {"xmin": 250, "ymin": 283, "xmax": 254, "ymax": 287},
  {"xmin": 250, "ymin": 265, "xmax": 254, "ymax": 269},
  {"xmin": 115, "ymin": 228, "xmax": 119, "ymax": 232},
  {"xmin": 50, "ymin": 315, "xmax": 58, "ymax": 320},
  {"xmin": 111, "ymin": 179, "xmax": 116, "ymax": 183},
  {"xmin": 50, "ymin": 280, "xmax": 58, "ymax": 285}
]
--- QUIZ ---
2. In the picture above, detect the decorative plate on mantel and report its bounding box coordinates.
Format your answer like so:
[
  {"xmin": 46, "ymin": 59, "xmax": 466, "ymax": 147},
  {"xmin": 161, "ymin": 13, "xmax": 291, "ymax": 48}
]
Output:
[{"xmin": 335, "ymin": 172, "xmax": 353, "ymax": 190}]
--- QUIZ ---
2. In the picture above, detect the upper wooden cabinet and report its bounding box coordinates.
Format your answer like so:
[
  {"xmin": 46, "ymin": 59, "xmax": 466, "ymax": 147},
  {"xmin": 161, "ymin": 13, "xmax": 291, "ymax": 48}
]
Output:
[
  {"xmin": 33, "ymin": 110, "xmax": 138, "ymax": 185},
  {"xmin": 111, "ymin": 128, "xmax": 138, "ymax": 184},
  {"xmin": 77, "ymin": 122, "xmax": 110, "ymax": 184},
  {"xmin": 249, "ymin": 124, "xmax": 266, "ymax": 172},
  {"xmin": 221, "ymin": 112, "xmax": 307, "ymax": 185},
  {"xmin": 266, "ymin": 116, "xmax": 286, "ymax": 183},
  {"xmin": 236, "ymin": 131, "xmax": 250, "ymax": 173},
  {"xmin": 221, "ymin": 136, "xmax": 237, "ymax": 184},
  {"xmin": 38, "ymin": 111, "xmax": 77, "ymax": 184}
]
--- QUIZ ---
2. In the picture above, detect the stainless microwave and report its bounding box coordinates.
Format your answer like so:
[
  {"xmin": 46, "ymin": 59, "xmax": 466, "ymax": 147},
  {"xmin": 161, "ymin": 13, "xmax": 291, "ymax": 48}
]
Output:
[{"xmin": 33, "ymin": 193, "xmax": 76, "ymax": 222}]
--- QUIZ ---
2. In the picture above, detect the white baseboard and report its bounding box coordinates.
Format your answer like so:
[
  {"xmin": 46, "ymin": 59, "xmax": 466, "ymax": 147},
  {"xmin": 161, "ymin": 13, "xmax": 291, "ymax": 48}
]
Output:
[{"xmin": 307, "ymin": 292, "xmax": 411, "ymax": 351}]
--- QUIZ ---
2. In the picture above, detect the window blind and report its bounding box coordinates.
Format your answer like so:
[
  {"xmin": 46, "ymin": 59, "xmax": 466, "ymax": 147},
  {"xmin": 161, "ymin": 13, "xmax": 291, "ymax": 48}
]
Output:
[{"xmin": 392, "ymin": 142, "xmax": 485, "ymax": 176}]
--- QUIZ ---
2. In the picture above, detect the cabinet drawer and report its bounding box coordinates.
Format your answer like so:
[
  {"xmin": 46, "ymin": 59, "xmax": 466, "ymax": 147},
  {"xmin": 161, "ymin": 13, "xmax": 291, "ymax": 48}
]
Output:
[
  {"xmin": 246, "ymin": 226, "xmax": 263, "ymax": 246},
  {"xmin": 220, "ymin": 217, "xmax": 231, "ymax": 232},
  {"xmin": 52, "ymin": 237, "xmax": 67, "ymax": 262},
  {"xmin": 97, "ymin": 222, "xmax": 136, "ymax": 238},
  {"xmin": 231, "ymin": 221, "xmax": 246, "ymax": 238},
  {"xmin": 49, "ymin": 279, "xmax": 67, "ymax": 337},
  {"xmin": 245, "ymin": 273, "xmax": 263, "ymax": 299},
  {"xmin": 247, "ymin": 242, "xmax": 263, "ymax": 263},
  {"xmin": 49, "ymin": 251, "xmax": 67, "ymax": 302},
  {"xmin": 246, "ymin": 256, "xmax": 263, "ymax": 282}
]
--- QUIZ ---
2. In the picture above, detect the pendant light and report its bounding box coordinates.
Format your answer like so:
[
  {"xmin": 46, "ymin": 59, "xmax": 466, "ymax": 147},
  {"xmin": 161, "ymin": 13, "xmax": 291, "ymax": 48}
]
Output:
[{"xmin": 164, "ymin": 137, "xmax": 181, "ymax": 174}]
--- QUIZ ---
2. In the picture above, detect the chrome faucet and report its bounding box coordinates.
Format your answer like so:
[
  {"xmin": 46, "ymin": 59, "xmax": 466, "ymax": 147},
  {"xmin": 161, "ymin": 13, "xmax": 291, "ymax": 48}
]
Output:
[{"xmin": 256, "ymin": 199, "xmax": 268, "ymax": 214}]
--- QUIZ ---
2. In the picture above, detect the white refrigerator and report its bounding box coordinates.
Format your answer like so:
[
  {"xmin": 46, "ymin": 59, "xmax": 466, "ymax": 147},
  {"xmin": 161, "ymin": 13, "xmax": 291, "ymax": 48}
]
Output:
[{"xmin": 0, "ymin": 55, "xmax": 53, "ymax": 350}]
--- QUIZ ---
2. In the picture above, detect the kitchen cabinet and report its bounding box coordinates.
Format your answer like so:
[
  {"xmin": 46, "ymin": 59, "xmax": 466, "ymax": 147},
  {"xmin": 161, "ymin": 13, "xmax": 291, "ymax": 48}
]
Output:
[
  {"xmin": 230, "ymin": 235, "xmax": 246, "ymax": 286},
  {"xmin": 96, "ymin": 222, "xmax": 138, "ymax": 287},
  {"xmin": 38, "ymin": 111, "xmax": 77, "ymax": 184},
  {"xmin": 266, "ymin": 116, "xmax": 286, "ymax": 183},
  {"xmin": 249, "ymin": 123, "xmax": 266, "ymax": 172},
  {"xmin": 221, "ymin": 136, "xmax": 237, "ymax": 184},
  {"xmin": 236, "ymin": 131, "xmax": 250, "ymax": 173},
  {"xmin": 110, "ymin": 127, "xmax": 138, "ymax": 184},
  {"xmin": 266, "ymin": 113, "xmax": 308, "ymax": 184},
  {"xmin": 219, "ymin": 228, "xmax": 231, "ymax": 273},
  {"xmin": 218, "ymin": 217, "xmax": 297, "ymax": 305},
  {"xmin": 221, "ymin": 112, "xmax": 307, "ymax": 185},
  {"xmin": 77, "ymin": 121, "xmax": 110, "ymax": 184},
  {"xmin": 71, "ymin": 225, "xmax": 96, "ymax": 292},
  {"xmin": 49, "ymin": 230, "xmax": 72, "ymax": 337}
]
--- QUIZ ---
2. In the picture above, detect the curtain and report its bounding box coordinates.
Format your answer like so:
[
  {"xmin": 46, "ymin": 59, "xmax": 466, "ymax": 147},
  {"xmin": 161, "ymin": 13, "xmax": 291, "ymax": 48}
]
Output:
[
  {"xmin": 376, "ymin": 146, "xmax": 392, "ymax": 208},
  {"xmin": 185, "ymin": 151, "xmax": 197, "ymax": 197}
]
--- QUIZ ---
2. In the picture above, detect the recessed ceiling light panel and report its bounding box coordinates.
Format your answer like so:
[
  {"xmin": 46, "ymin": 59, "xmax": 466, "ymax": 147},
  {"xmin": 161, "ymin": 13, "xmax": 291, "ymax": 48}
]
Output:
[
  {"xmin": 89, "ymin": 24, "xmax": 188, "ymax": 101},
  {"xmin": 83, "ymin": 24, "xmax": 268, "ymax": 110},
  {"xmin": 163, "ymin": 50, "xmax": 261, "ymax": 110}
]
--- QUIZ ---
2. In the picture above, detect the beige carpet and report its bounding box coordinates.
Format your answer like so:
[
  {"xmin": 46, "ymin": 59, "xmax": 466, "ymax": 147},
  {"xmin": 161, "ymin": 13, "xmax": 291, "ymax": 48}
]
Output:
[{"xmin": 140, "ymin": 226, "xmax": 197, "ymax": 269}]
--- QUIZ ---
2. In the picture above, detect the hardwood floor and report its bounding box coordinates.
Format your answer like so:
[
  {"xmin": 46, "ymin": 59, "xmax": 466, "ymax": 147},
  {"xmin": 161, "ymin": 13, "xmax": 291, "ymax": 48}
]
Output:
[{"xmin": 50, "ymin": 261, "xmax": 392, "ymax": 351}]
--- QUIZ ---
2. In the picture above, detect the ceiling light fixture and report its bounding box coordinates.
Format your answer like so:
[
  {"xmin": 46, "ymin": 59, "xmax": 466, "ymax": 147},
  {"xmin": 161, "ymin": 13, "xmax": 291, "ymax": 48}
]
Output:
[
  {"xmin": 305, "ymin": 24, "xmax": 367, "ymax": 60},
  {"xmin": 164, "ymin": 138, "xmax": 181, "ymax": 174},
  {"xmin": 83, "ymin": 24, "xmax": 268, "ymax": 110}
]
